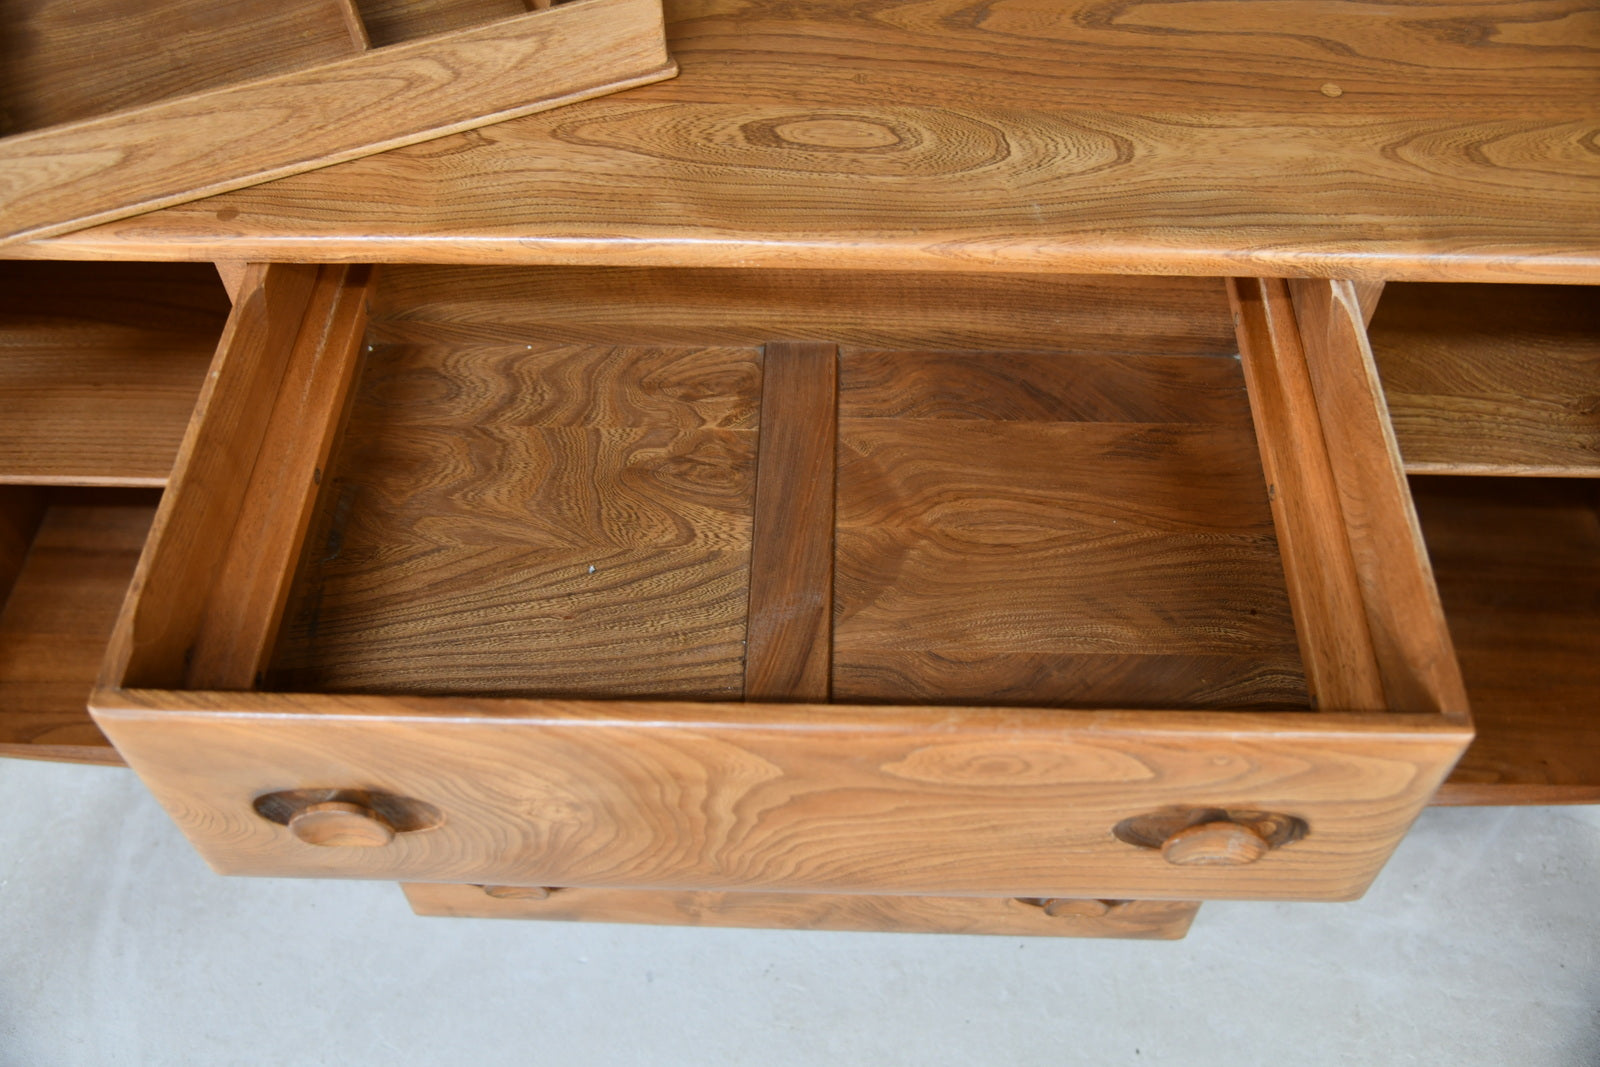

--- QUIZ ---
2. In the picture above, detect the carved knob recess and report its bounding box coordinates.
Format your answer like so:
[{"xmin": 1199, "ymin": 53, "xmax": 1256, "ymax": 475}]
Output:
[{"xmin": 1114, "ymin": 808, "xmax": 1307, "ymax": 867}]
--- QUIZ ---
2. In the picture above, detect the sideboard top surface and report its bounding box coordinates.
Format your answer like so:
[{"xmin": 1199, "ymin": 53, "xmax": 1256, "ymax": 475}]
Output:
[{"xmin": 12, "ymin": 0, "xmax": 1600, "ymax": 282}]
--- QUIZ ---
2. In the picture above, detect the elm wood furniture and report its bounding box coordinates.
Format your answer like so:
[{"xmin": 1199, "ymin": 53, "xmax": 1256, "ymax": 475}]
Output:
[
  {"xmin": 3, "ymin": 0, "xmax": 1598, "ymax": 936},
  {"xmin": 0, "ymin": 0, "xmax": 676, "ymax": 245}
]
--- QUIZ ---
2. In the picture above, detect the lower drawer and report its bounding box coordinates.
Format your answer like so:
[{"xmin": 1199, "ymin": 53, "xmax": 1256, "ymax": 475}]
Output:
[
  {"xmin": 402, "ymin": 883, "xmax": 1201, "ymax": 939},
  {"xmin": 92, "ymin": 267, "xmax": 1470, "ymax": 904}
]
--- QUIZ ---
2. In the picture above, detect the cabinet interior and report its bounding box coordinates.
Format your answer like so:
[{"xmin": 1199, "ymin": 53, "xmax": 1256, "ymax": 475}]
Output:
[
  {"xmin": 1367, "ymin": 280, "xmax": 1600, "ymax": 803},
  {"xmin": 0, "ymin": 262, "xmax": 229, "ymax": 762},
  {"xmin": 264, "ymin": 266, "xmax": 1310, "ymax": 710}
]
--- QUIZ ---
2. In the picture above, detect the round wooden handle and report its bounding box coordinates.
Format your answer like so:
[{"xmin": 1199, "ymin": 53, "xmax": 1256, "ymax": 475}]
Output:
[
  {"xmin": 479, "ymin": 885, "xmax": 557, "ymax": 901},
  {"xmin": 1160, "ymin": 820, "xmax": 1271, "ymax": 866},
  {"xmin": 287, "ymin": 801, "xmax": 396, "ymax": 848}
]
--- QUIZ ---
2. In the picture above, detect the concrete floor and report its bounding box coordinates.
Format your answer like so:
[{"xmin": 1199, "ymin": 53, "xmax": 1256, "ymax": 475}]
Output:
[{"xmin": 1, "ymin": 758, "xmax": 1596, "ymax": 1066}]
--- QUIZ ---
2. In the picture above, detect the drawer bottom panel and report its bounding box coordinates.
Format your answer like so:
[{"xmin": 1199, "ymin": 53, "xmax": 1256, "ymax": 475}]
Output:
[{"xmin": 402, "ymin": 883, "xmax": 1200, "ymax": 939}]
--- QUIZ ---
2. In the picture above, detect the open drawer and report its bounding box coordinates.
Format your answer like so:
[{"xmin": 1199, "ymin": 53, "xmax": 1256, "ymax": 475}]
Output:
[{"xmin": 89, "ymin": 266, "xmax": 1470, "ymax": 903}]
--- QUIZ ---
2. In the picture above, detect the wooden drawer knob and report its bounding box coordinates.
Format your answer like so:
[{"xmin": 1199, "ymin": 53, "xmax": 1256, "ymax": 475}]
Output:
[
  {"xmin": 1160, "ymin": 821, "xmax": 1271, "ymax": 867},
  {"xmin": 478, "ymin": 885, "xmax": 559, "ymax": 901},
  {"xmin": 287, "ymin": 801, "xmax": 395, "ymax": 848}
]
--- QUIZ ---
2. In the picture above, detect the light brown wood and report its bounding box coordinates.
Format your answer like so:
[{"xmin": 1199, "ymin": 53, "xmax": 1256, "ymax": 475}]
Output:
[
  {"xmin": 478, "ymin": 884, "xmax": 555, "ymax": 900},
  {"xmin": 0, "ymin": 0, "xmax": 363, "ymax": 134},
  {"xmin": 91, "ymin": 688, "xmax": 1468, "ymax": 900},
  {"xmin": 403, "ymin": 883, "xmax": 1201, "ymax": 938},
  {"xmin": 1229, "ymin": 277, "xmax": 1386, "ymax": 712},
  {"xmin": 287, "ymin": 800, "xmax": 396, "ymax": 847},
  {"xmin": 0, "ymin": 262, "xmax": 228, "ymax": 486},
  {"xmin": 1161, "ymin": 822, "xmax": 1271, "ymax": 867},
  {"xmin": 1418, "ymin": 477, "xmax": 1600, "ymax": 805},
  {"xmin": 832, "ymin": 347, "xmax": 1308, "ymax": 710},
  {"xmin": 186, "ymin": 265, "xmax": 373, "ymax": 689},
  {"xmin": 214, "ymin": 262, "xmax": 250, "ymax": 305},
  {"xmin": 1370, "ymin": 283, "xmax": 1600, "ymax": 477},
  {"xmin": 25, "ymin": 0, "xmax": 1599, "ymax": 283},
  {"xmin": 1286, "ymin": 278, "xmax": 1470, "ymax": 720},
  {"xmin": 105, "ymin": 263, "xmax": 321, "ymax": 690},
  {"xmin": 268, "ymin": 341, "xmax": 760, "ymax": 699},
  {"xmin": 0, "ymin": 0, "xmax": 677, "ymax": 246},
  {"xmin": 1351, "ymin": 280, "xmax": 1386, "ymax": 327},
  {"xmin": 356, "ymin": 0, "xmax": 529, "ymax": 46},
  {"xmin": 1, "ymin": 488, "xmax": 157, "ymax": 765},
  {"xmin": 744, "ymin": 341, "xmax": 836, "ymax": 702},
  {"xmin": 364, "ymin": 267, "xmax": 1241, "ymax": 354}
]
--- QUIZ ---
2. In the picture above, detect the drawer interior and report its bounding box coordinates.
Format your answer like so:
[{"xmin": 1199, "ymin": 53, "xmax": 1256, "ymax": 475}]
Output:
[
  {"xmin": 263, "ymin": 267, "xmax": 1307, "ymax": 710},
  {"xmin": 0, "ymin": 262, "xmax": 229, "ymax": 763}
]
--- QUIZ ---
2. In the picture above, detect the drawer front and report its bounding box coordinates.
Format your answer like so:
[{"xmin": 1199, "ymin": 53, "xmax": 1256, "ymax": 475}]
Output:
[
  {"xmin": 94, "ymin": 690, "xmax": 1464, "ymax": 901},
  {"xmin": 401, "ymin": 883, "xmax": 1201, "ymax": 939}
]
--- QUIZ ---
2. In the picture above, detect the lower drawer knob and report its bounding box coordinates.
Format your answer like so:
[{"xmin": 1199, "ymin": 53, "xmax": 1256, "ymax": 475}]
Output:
[
  {"xmin": 287, "ymin": 801, "xmax": 396, "ymax": 848},
  {"xmin": 478, "ymin": 885, "xmax": 560, "ymax": 901},
  {"xmin": 1159, "ymin": 821, "xmax": 1271, "ymax": 867}
]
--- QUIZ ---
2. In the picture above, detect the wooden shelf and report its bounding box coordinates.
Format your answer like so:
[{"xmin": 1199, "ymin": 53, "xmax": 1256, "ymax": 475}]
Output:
[
  {"xmin": 0, "ymin": 262, "xmax": 227, "ymax": 485},
  {"xmin": 0, "ymin": 486, "xmax": 158, "ymax": 765},
  {"xmin": 15, "ymin": 0, "xmax": 1598, "ymax": 282},
  {"xmin": 1371, "ymin": 284, "xmax": 1600, "ymax": 477},
  {"xmin": 1420, "ymin": 477, "xmax": 1600, "ymax": 805}
]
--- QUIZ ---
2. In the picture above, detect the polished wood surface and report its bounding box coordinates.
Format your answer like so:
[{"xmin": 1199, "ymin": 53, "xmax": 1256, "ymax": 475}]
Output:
[
  {"xmin": 363, "ymin": 267, "xmax": 1241, "ymax": 353},
  {"xmin": 832, "ymin": 347, "xmax": 1309, "ymax": 709},
  {"xmin": 403, "ymin": 883, "xmax": 1201, "ymax": 938},
  {"xmin": 0, "ymin": 0, "xmax": 676, "ymax": 246},
  {"xmin": 1, "ymin": 488, "xmax": 156, "ymax": 765},
  {"xmin": 187, "ymin": 266, "xmax": 373, "ymax": 689},
  {"xmin": 1230, "ymin": 277, "xmax": 1385, "ymax": 712},
  {"xmin": 744, "ymin": 341, "xmax": 836, "ymax": 702},
  {"xmin": 23, "ymin": 0, "xmax": 1600, "ymax": 282},
  {"xmin": 287, "ymin": 800, "xmax": 396, "ymax": 847},
  {"xmin": 0, "ymin": 0, "xmax": 360, "ymax": 134},
  {"xmin": 1371, "ymin": 283, "xmax": 1600, "ymax": 477},
  {"xmin": 1420, "ymin": 477, "xmax": 1600, "ymax": 805},
  {"xmin": 1285, "ymin": 279, "xmax": 1468, "ymax": 719},
  {"xmin": 269, "ymin": 340, "xmax": 760, "ymax": 698},
  {"xmin": 0, "ymin": 262, "xmax": 229, "ymax": 486},
  {"xmin": 91, "ymin": 688, "xmax": 1468, "ymax": 900}
]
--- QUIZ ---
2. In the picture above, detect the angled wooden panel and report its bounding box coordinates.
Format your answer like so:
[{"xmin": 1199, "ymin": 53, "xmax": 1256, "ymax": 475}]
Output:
[
  {"xmin": 0, "ymin": 0, "xmax": 677, "ymax": 246},
  {"xmin": 403, "ymin": 883, "xmax": 1201, "ymax": 939}
]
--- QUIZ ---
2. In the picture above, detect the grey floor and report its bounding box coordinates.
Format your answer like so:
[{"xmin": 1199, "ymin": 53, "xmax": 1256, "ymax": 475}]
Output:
[{"xmin": 1, "ymin": 758, "xmax": 1596, "ymax": 1066}]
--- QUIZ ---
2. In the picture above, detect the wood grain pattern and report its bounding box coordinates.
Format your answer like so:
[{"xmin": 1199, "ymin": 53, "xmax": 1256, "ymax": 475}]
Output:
[
  {"xmin": 0, "ymin": 261, "xmax": 228, "ymax": 485},
  {"xmin": 0, "ymin": 0, "xmax": 362, "ymax": 135},
  {"xmin": 186, "ymin": 266, "xmax": 373, "ymax": 689},
  {"xmin": 365, "ymin": 268, "xmax": 1240, "ymax": 354},
  {"xmin": 0, "ymin": 0, "xmax": 677, "ymax": 246},
  {"xmin": 1370, "ymin": 283, "xmax": 1600, "ymax": 476},
  {"xmin": 1418, "ymin": 477, "xmax": 1600, "ymax": 805},
  {"xmin": 402, "ymin": 883, "xmax": 1201, "ymax": 938},
  {"xmin": 1, "ymin": 489, "xmax": 157, "ymax": 765},
  {"xmin": 744, "ymin": 342, "xmax": 836, "ymax": 702},
  {"xmin": 1287, "ymin": 279, "xmax": 1469, "ymax": 720},
  {"xmin": 833, "ymin": 349, "xmax": 1309, "ymax": 709},
  {"xmin": 1229, "ymin": 277, "xmax": 1385, "ymax": 712},
  {"xmin": 107, "ymin": 263, "xmax": 322, "ymax": 690},
  {"xmin": 355, "ymin": 0, "xmax": 529, "ymax": 46},
  {"xmin": 25, "ymin": 0, "xmax": 1600, "ymax": 282},
  {"xmin": 269, "ymin": 342, "xmax": 760, "ymax": 699},
  {"xmin": 89, "ymin": 688, "xmax": 1470, "ymax": 901}
]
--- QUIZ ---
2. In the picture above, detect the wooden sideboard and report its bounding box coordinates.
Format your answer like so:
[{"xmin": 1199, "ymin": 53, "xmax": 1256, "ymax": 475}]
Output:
[{"xmin": 1, "ymin": 0, "xmax": 1595, "ymax": 938}]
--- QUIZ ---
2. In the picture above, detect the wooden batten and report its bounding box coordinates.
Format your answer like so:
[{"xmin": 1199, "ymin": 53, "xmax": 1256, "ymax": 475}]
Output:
[{"xmin": 0, "ymin": 0, "xmax": 676, "ymax": 246}]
